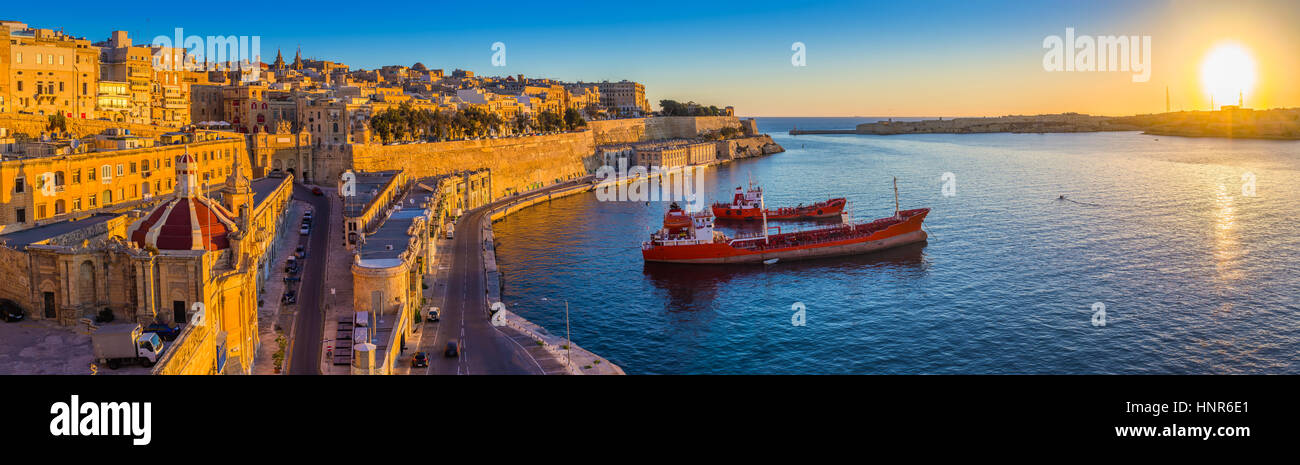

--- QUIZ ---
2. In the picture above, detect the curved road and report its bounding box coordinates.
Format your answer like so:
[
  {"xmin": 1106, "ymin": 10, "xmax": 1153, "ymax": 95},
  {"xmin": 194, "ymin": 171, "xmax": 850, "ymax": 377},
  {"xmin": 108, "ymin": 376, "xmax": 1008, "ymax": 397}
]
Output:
[{"xmin": 424, "ymin": 181, "xmax": 588, "ymax": 375}]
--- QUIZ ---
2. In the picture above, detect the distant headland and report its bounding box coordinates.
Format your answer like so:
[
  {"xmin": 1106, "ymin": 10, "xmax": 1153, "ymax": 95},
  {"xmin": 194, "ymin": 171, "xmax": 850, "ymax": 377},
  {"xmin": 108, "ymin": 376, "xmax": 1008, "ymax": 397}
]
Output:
[{"xmin": 790, "ymin": 108, "xmax": 1300, "ymax": 140}]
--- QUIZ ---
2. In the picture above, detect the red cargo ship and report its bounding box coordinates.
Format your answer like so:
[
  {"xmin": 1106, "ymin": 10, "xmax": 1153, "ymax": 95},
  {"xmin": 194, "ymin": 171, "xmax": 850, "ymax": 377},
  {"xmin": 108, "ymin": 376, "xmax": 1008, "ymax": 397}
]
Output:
[
  {"xmin": 711, "ymin": 183, "xmax": 846, "ymax": 221},
  {"xmin": 644, "ymin": 180, "xmax": 928, "ymax": 264}
]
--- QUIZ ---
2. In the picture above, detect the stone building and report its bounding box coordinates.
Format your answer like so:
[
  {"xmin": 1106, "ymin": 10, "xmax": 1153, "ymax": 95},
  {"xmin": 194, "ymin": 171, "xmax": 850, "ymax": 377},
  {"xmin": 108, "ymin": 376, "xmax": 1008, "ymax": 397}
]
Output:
[
  {"xmin": 0, "ymin": 130, "xmax": 243, "ymax": 233},
  {"xmin": 0, "ymin": 147, "xmax": 293, "ymax": 374},
  {"xmin": 591, "ymin": 80, "xmax": 650, "ymax": 116},
  {"xmin": 96, "ymin": 31, "xmax": 153, "ymax": 125},
  {"xmin": 630, "ymin": 139, "xmax": 715, "ymax": 168},
  {"xmin": 1, "ymin": 21, "xmax": 100, "ymax": 120}
]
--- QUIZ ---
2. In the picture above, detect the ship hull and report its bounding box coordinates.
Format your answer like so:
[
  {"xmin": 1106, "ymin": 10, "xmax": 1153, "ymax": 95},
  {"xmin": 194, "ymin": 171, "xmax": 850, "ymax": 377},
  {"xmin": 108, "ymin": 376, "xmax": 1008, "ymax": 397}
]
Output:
[
  {"xmin": 643, "ymin": 209, "xmax": 929, "ymax": 264},
  {"xmin": 712, "ymin": 198, "xmax": 847, "ymax": 220}
]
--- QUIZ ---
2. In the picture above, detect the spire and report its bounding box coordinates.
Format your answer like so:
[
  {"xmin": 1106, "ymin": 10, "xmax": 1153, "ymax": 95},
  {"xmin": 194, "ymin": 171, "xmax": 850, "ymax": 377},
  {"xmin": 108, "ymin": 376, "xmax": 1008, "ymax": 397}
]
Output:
[{"xmin": 222, "ymin": 150, "xmax": 253, "ymax": 214}]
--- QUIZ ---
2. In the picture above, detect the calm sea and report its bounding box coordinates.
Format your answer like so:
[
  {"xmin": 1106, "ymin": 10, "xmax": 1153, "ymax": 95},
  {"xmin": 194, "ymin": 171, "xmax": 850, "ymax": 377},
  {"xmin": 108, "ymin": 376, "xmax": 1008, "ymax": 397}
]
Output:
[{"xmin": 493, "ymin": 117, "xmax": 1300, "ymax": 374}]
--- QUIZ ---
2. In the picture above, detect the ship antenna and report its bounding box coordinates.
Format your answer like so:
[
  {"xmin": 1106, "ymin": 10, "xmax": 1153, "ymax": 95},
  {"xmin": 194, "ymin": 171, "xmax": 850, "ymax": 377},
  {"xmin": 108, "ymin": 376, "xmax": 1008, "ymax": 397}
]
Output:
[
  {"xmin": 893, "ymin": 176, "xmax": 900, "ymax": 218},
  {"xmin": 761, "ymin": 189, "xmax": 769, "ymax": 245}
]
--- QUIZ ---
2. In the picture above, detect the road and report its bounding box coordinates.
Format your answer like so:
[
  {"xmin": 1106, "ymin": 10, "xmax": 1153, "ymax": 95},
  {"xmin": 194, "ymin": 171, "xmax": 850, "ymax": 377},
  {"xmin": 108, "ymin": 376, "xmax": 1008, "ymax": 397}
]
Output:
[
  {"xmin": 287, "ymin": 184, "xmax": 331, "ymax": 375},
  {"xmin": 423, "ymin": 181, "xmax": 586, "ymax": 375}
]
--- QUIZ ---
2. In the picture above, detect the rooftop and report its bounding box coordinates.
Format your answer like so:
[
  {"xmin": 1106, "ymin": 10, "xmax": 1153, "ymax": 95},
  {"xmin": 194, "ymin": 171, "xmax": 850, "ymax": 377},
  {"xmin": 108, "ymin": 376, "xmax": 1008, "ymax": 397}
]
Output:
[
  {"xmin": 0, "ymin": 213, "xmax": 119, "ymax": 249},
  {"xmin": 355, "ymin": 179, "xmax": 439, "ymax": 266},
  {"xmin": 343, "ymin": 170, "xmax": 401, "ymax": 217},
  {"xmin": 252, "ymin": 176, "xmax": 288, "ymax": 207}
]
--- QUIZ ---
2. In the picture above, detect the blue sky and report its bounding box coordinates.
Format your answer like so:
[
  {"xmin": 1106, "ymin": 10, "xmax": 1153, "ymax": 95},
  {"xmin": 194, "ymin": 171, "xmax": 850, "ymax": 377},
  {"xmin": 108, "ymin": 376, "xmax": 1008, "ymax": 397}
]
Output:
[{"xmin": 7, "ymin": 0, "xmax": 1299, "ymax": 116}]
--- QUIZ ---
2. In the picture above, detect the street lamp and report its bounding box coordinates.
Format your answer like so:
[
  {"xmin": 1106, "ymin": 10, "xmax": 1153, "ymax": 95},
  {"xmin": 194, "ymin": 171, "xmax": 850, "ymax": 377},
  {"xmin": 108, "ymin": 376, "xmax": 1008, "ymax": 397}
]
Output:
[{"xmin": 540, "ymin": 297, "xmax": 571, "ymax": 372}]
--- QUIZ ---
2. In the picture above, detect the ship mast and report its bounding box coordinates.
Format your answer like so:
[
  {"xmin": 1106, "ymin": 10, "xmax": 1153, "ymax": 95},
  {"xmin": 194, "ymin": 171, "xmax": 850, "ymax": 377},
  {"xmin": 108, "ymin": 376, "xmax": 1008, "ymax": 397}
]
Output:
[
  {"xmin": 760, "ymin": 189, "xmax": 769, "ymax": 245},
  {"xmin": 893, "ymin": 176, "xmax": 900, "ymax": 218}
]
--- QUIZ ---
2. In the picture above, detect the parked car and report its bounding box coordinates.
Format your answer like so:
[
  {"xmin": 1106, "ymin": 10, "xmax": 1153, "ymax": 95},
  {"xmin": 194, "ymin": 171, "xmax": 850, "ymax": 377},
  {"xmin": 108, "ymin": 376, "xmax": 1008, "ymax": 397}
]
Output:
[
  {"xmin": 143, "ymin": 322, "xmax": 181, "ymax": 341},
  {"xmin": 311, "ymin": 187, "xmax": 323, "ymax": 196},
  {"xmin": 444, "ymin": 341, "xmax": 458, "ymax": 358},
  {"xmin": 283, "ymin": 276, "xmax": 301, "ymax": 283},
  {"xmin": 303, "ymin": 210, "xmax": 313, "ymax": 220},
  {"xmin": 282, "ymin": 290, "xmax": 297, "ymax": 304},
  {"xmin": 295, "ymin": 246, "xmax": 306, "ymax": 259},
  {"xmin": 299, "ymin": 225, "xmax": 310, "ymax": 235},
  {"xmin": 427, "ymin": 307, "xmax": 440, "ymax": 323},
  {"xmin": 411, "ymin": 352, "xmax": 428, "ymax": 368},
  {"xmin": 1, "ymin": 299, "xmax": 25, "ymax": 323}
]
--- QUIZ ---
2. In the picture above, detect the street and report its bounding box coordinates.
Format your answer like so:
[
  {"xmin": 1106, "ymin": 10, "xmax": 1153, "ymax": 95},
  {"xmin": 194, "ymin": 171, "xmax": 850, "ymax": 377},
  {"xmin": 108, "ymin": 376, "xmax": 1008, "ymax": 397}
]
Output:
[
  {"xmin": 287, "ymin": 184, "xmax": 332, "ymax": 375},
  {"xmin": 421, "ymin": 182, "xmax": 586, "ymax": 375}
]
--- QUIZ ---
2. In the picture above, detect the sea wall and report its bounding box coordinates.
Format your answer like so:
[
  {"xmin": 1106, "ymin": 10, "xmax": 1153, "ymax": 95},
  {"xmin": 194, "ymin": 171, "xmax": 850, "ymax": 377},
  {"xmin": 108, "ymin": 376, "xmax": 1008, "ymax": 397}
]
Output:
[
  {"xmin": 480, "ymin": 184, "xmax": 625, "ymax": 375},
  {"xmin": 343, "ymin": 132, "xmax": 598, "ymax": 199},
  {"xmin": 589, "ymin": 116, "xmax": 743, "ymax": 145},
  {"xmin": 337, "ymin": 116, "xmax": 748, "ymax": 198}
]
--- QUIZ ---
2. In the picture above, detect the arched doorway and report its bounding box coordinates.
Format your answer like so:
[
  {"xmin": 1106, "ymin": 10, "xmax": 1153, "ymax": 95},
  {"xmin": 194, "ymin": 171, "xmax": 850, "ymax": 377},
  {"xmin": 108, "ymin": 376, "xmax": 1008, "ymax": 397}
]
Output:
[{"xmin": 78, "ymin": 261, "xmax": 97, "ymax": 305}]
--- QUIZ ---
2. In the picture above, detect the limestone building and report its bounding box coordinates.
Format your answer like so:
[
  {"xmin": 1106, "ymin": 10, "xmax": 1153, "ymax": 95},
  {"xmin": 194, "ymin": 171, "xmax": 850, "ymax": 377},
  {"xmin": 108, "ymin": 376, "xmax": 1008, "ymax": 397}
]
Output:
[
  {"xmin": 1, "ymin": 21, "xmax": 100, "ymax": 120},
  {"xmin": 0, "ymin": 147, "xmax": 294, "ymax": 374}
]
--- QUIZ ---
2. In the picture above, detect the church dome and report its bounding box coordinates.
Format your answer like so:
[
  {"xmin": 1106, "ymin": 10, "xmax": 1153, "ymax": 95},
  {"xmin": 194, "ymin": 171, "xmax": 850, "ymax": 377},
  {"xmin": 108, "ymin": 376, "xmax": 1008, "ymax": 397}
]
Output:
[{"xmin": 128, "ymin": 149, "xmax": 238, "ymax": 251}]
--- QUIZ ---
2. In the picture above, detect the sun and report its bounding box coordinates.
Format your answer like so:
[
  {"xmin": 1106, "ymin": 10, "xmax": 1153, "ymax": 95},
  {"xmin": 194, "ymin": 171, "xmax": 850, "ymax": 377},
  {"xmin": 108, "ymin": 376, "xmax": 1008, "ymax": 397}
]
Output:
[{"xmin": 1201, "ymin": 42, "xmax": 1257, "ymax": 108}]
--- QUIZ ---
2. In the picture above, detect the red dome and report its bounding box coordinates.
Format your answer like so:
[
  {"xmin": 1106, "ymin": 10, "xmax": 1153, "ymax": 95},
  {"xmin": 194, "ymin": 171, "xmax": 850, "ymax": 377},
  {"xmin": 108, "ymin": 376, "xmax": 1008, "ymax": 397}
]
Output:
[{"xmin": 129, "ymin": 195, "xmax": 237, "ymax": 251}]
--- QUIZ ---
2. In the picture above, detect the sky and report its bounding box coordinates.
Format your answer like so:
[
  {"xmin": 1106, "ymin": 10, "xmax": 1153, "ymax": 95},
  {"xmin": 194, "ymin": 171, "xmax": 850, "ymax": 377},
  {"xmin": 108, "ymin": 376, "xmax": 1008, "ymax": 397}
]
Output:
[{"xmin": 6, "ymin": 0, "xmax": 1300, "ymax": 117}]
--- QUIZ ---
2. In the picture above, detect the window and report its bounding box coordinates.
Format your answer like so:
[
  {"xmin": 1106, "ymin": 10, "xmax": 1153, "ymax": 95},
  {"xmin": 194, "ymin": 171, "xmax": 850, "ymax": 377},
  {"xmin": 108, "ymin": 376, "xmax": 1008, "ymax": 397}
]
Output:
[
  {"xmin": 87, "ymin": 167, "xmax": 96, "ymax": 181},
  {"xmin": 59, "ymin": 82, "xmax": 64, "ymax": 92},
  {"xmin": 117, "ymin": 189, "xmax": 124, "ymax": 201},
  {"xmin": 36, "ymin": 204, "xmax": 46, "ymax": 219},
  {"xmin": 16, "ymin": 81, "xmax": 21, "ymax": 92},
  {"xmin": 72, "ymin": 198, "xmax": 81, "ymax": 211},
  {"xmin": 14, "ymin": 53, "xmax": 20, "ymax": 64},
  {"xmin": 103, "ymin": 190, "xmax": 112, "ymax": 204},
  {"xmin": 15, "ymin": 208, "xmax": 26, "ymax": 224},
  {"xmin": 72, "ymin": 170, "xmax": 80, "ymax": 184},
  {"xmin": 14, "ymin": 177, "xmax": 24, "ymax": 193},
  {"xmin": 130, "ymin": 162, "xmax": 137, "ymax": 174},
  {"xmin": 101, "ymin": 165, "xmax": 112, "ymax": 181},
  {"xmin": 88, "ymin": 194, "xmax": 96, "ymax": 207},
  {"xmin": 116, "ymin": 164, "xmax": 124, "ymax": 176}
]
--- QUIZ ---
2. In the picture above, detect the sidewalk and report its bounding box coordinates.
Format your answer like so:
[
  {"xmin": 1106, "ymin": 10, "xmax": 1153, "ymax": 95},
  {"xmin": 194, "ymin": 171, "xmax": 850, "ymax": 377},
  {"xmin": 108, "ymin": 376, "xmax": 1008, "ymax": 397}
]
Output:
[
  {"xmin": 319, "ymin": 188, "xmax": 355, "ymax": 375},
  {"xmin": 251, "ymin": 200, "xmax": 311, "ymax": 375}
]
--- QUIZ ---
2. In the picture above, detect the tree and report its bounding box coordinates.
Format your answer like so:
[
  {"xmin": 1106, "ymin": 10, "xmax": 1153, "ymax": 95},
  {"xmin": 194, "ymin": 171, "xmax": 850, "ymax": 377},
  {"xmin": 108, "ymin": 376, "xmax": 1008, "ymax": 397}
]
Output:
[
  {"xmin": 47, "ymin": 114, "xmax": 68, "ymax": 133},
  {"xmin": 536, "ymin": 111, "xmax": 564, "ymax": 132},
  {"xmin": 564, "ymin": 108, "xmax": 587, "ymax": 130}
]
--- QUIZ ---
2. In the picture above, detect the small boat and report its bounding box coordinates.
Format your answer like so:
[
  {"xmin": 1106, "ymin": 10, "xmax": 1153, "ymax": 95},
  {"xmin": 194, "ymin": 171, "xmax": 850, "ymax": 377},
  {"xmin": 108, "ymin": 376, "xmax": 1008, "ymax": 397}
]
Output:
[{"xmin": 711, "ymin": 180, "xmax": 846, "ymax": 221}]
